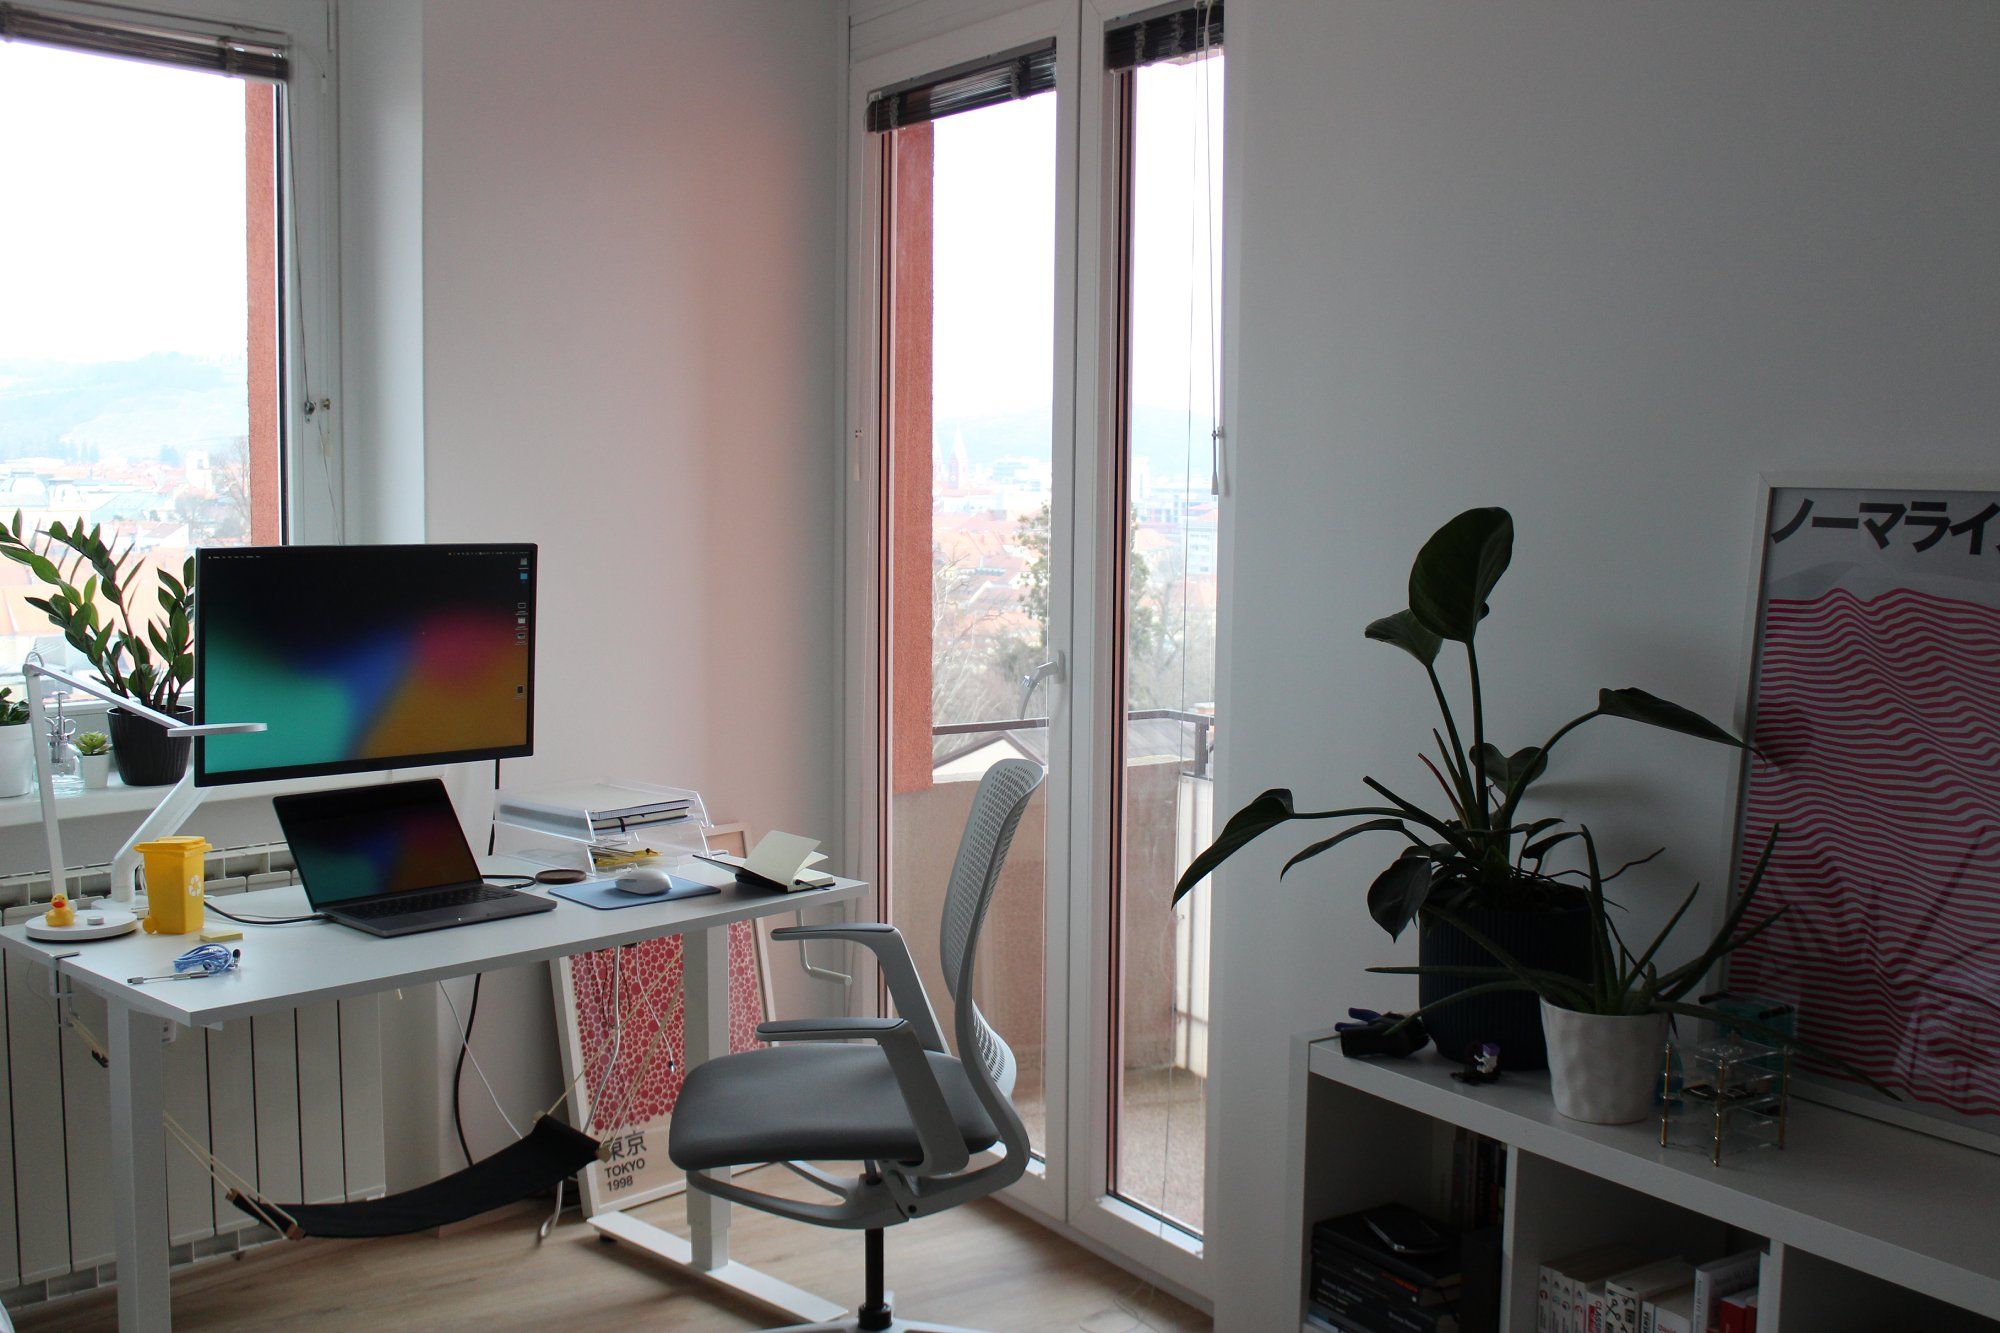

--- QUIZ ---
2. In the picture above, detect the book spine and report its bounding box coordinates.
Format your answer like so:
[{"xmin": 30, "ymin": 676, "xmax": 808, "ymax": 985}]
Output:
[
  {"xmin": 1304, "ymin": 1272, "xmax": 1448, "ymax": 1320},
  {"xmin": 1604, "ymin": 1289, "xmax": 1638, "ymax": 1333},
  {"xmin": 1311, "ymin": 1283, "xmax": 1446, "ymax": 1333},
  {"xmin": 1312, "ymin": 1239, "xmax": 1458, "ymax": 1293},
  {"xmin": 1313, "ymin": 1250, "xmax": 1439, "ymax": 1304},
  {"xmin": 1538, "ymin": 1265, "xmax": 1555, "ymax": 1333}
]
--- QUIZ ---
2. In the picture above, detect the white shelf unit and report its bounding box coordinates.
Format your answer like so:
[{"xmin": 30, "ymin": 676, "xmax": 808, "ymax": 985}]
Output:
[{"xmin": 1289, "ymin": 1031, "xmax": 2000, "ymax": 1333}]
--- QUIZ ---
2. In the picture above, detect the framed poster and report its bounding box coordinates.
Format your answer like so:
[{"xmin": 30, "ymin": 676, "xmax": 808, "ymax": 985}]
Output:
[
  {"xmin": 552, "ymin": 917, "xmax": 766, "ymax": 1215},
  {"xmin": 1726, "ymin": 479, "xmax": 2000, "ymax": 1147}
]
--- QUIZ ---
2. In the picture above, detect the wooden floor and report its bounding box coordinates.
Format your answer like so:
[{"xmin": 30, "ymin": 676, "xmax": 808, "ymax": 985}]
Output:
[{"xmin": 19, "ymin": 1170, "xmax": 1211, "ymax": 1331}]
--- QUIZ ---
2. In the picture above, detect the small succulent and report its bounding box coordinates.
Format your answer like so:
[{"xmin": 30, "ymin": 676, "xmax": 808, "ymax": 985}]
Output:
[
  {"xmin": 0, "ymin": 687, "xmax": 28, "ymax": 727},
  {"xmin": 75, "ymin": 730, "xmax": 110, "ymax": 756}
]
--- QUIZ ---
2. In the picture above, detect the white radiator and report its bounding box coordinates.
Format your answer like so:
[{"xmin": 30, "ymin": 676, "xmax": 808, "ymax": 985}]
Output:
[{"xmin": 0, "ymin": 846, "xmax": 384, "ymax": 1311}]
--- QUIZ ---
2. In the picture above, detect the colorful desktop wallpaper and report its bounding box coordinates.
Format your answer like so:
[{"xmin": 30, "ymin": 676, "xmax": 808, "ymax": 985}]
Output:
[
  {"xmin": 198, "ymin": 545, "xmax": 535, "ymax": 782},
  {"xmin": 282, "ymin": 784, "xmax": 481, "ymax": 904}
]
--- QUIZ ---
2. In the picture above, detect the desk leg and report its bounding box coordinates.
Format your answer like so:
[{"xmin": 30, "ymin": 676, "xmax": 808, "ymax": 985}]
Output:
[
  {"xmin": 108, "ymin": 999, "xmax": 172, "ymax": 1332},
  {"xmin": 683, "ymin": 922, "xmax": 730, "ymax": 1270},
  {"xmin": 583, "ymin": 923, "xmax": 843, "ymax": 1324}
]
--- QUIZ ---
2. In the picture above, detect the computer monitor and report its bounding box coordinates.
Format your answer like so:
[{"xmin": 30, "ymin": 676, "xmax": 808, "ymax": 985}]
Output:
[{"xmin": 194, "ymin": 543, "xmax": 536, "ymax": 786}]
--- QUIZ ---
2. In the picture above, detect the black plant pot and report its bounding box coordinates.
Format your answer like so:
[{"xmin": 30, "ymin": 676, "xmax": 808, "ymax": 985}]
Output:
[
  {"xmin": 1419, "ymin": 897, "xmax": 1592, "ymax": 1070},
  {"xmin": 108, "ymin": 706, "xmax": 193, "ymax": 787}
]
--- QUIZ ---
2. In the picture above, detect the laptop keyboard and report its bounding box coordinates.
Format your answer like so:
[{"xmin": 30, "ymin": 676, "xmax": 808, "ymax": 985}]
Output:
[{"xmin": 340, "ymin": 884, "xmax": 520, "ymax": 920}]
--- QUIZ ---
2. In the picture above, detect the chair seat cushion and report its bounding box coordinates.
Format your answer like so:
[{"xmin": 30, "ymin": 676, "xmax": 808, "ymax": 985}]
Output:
[{"xmin": 667, "ymin": 1043, "xmax": 1000, "ymax": 1170}]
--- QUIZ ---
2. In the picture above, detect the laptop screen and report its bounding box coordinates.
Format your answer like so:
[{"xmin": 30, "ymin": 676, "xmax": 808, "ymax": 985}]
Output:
[{"xmin": 277, "ymin": 780, "xmax": 482, "ymax": 907}]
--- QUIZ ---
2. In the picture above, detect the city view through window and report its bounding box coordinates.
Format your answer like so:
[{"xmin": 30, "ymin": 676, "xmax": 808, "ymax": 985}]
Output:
[{"xmin": 0, "ymin": 41, "xmax": 279, "ymax": 669}]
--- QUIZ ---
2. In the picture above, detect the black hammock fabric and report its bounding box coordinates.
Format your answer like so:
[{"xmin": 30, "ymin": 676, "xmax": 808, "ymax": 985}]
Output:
[{"xmin": 230, "ymin": 1116, "xmax": 603, "ymax": 1239}]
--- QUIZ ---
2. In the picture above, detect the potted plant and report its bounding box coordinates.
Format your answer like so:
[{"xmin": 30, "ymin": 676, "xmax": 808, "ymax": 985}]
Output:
[
  {"xmin": 1370, "ymin": 828, "xmax": 1890, "ymax": 1122},
  {"xmin": 75, "ymin": 730, "xmax": 113, "ymax": 790},
  {"xmin": 0, "ymin": 514, "xmax": 195, "ymax": 786},
  {"xmin": 0, "ymin": 687, "xmax": 33, "ymax": 799},
  {"xmin": 1173, "ymin": 507, "xmax": 1751, "ymax": 1069}
]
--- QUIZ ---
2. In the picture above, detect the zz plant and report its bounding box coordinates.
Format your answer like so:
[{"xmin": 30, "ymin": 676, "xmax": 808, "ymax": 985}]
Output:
[{"xmin": 0, "ymin": 513, "xmax": 194, "ymax": 712}]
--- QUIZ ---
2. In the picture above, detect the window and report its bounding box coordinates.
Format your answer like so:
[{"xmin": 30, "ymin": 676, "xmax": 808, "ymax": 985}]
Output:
[
  {"xmin": 1107, "ymin": 4, "xmax": 1224, "ymax": 1240},
  {"xmin": 871, "ymin": 40, "xmax": 1062, "ymax": 1161},
  {"xmin": 0, "ymin": 0, "xmax": 337, "ymax": 667}
]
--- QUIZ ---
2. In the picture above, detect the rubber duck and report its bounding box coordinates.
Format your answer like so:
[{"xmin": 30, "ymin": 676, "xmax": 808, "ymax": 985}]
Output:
[{"xmin": 44, "ymin": 894, "xmax": 75, "ymax": 929}]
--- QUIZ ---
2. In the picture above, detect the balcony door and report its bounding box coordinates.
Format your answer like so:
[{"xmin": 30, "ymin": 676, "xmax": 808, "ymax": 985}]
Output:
[
  {"xmin": 848, "ymin": 4, "xmax": 1082, "ymax": 1225},
  {"xmin": 843, "ymin": 1, "xmax": 1222, "ymax": 1300}
]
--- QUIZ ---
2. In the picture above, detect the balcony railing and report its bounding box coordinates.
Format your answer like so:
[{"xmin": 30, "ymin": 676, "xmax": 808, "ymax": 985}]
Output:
[{"xmin": 930, "ymin": 707, "xmax": 1216, "ymax": 779}]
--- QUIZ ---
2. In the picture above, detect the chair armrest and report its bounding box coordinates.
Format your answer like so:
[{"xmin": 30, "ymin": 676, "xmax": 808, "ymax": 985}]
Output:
[
  {"xmin": 769, "ymin": 924, "xmax": 947, "ymax": 1053},
  {"xmin": 756, "ymin": 1017, "xmax": 904, "ymax": 1041},
  {"xmin": 755, "ymin": 1015, "xmax": 970, "ymax": 1175}
]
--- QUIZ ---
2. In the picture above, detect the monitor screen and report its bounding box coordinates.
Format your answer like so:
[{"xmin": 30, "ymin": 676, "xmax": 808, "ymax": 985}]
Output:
[
  {"xmin": 195, "ymin": 544, "xmax": 536, "ymax": 786},
  {"xmin": 275, "ymin": 780, "xmax": 483, "ymax": 905}
]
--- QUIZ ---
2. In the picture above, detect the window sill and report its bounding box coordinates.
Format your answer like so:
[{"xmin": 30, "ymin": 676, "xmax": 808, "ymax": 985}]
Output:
[{"xmin": 0, "ymin": 766, "xmax": 452, "ymax": 831}]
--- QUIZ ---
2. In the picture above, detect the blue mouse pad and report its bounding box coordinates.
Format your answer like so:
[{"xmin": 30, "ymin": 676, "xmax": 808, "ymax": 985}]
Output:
[{"xmin": 547, "ymin": 876, "xmax": 722, "ymax": 911}]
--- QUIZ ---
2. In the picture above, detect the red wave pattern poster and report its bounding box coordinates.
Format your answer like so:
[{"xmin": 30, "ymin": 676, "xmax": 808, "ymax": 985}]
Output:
[{"xmin": 1728, "ymin": 486, "xmax": 2000, "ymax": 1126}]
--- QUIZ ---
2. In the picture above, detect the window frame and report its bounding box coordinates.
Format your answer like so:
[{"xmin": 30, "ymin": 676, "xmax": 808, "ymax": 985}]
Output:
[
  {"xmin": 843, "ymin": 0, "xmax": 1084, "ymax": 1240},
  {"xmin": 839, "ymin": 0, "xmax": 1220, "ymax": 1309},
  {"xmin": 9, "ymin": 0, "xmax": 344, "ymax": 545}
]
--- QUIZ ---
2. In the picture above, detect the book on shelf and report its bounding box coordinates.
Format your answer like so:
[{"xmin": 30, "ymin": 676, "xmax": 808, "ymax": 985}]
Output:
[
  {"xmin": 1538, "ymin": 1243, "xmax": 1644, "ymax": 1333},
  {"xmin": 1643, "ymin": 1283, "xmax": 1697, "ymax": 1333},
  {"xmin": 1314, "ymin": 1247, "xmax": 1456, "ymax": 1309},
  {"xmin": 1311, "ymin": 1269, "xmax": 1457, "ymax": 1319},
  {"xmin": 1715, "ymin": 1289, "xmax": 1758, "ymax": 1333},
  {"xmin": 1312, "ymin": 1208, "xmax": 1465, "ymax": 1293},
  {"xmin": 1604, "ymin": 1259, "xmax": 1694, "ymax": 1333},
  {"xmin": 1308, "ymin": 1290, "xmax": 1460, "ymax": 1333},
  {"xmin": 1691, "ymin": 1250, "xmax": 1762, "ymax": 1333}
]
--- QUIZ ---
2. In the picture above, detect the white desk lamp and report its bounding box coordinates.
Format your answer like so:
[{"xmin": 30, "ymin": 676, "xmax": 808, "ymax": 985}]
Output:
[{"xmin": 21, "ymin": 656, "xmax": 266, "ymax": 941}]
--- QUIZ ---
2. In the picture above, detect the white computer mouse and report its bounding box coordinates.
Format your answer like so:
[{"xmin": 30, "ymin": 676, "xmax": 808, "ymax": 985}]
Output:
[{"xmin": 614, "ymin": 865, "xmax": 675, "ymax": 895}]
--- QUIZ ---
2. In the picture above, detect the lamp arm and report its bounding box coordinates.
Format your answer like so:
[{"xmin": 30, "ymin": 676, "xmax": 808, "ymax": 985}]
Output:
[
  {"xmin": 20, "ymin": 663, "xmax": 265, "ymax": 737},
  {"xmin": 20, "ymin": 662, "xmax": 265, "ymax": 905}
]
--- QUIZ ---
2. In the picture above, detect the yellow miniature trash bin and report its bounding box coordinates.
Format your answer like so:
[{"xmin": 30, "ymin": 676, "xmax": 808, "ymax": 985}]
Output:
[{"xmin": 137, "ymin": 835, "xmax": 211, "ymax": 935}]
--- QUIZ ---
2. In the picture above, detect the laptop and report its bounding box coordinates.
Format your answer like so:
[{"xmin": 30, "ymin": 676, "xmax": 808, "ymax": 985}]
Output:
[{"xmin": 274, "ymin": 779, "xmax": 558, "ymax": 937}]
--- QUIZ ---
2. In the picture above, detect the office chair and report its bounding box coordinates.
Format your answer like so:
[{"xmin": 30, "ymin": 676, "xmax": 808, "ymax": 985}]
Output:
[{"xmin": 668, "ymin": 758, "xmax": 1046, "ymax": 1332}]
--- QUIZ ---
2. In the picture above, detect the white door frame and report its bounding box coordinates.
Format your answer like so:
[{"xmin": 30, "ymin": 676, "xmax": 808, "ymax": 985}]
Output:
[
  {"xmin": 841, "ymin": 0, "xmax": 1084, "ymax": 1230},
  {"xmin": 839, "ymin": 0, "xmax": 1217, "ymax": 1304}
]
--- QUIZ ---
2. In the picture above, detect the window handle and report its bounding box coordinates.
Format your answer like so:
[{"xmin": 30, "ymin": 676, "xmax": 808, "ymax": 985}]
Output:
[{"xmin": 1017, "ymin": 652, "xmax": 1066, "ymax": 719}]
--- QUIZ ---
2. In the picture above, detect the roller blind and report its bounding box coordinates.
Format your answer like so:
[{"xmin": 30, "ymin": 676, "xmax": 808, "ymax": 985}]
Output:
[
  {"xmin": 0, "ymin": 2, "xmax": 287, "ymax": 80},
  {"xmin": 1105, "ymin": 2, "xmax": 1221, "ymax": 71},
  {"xmin": 866, "ymin": 39, "xmax": 1056, "ymax": 133}
]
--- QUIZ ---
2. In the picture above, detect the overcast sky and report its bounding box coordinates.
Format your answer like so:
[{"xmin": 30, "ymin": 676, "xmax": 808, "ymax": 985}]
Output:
[
  {"xmin": 931, "ymin": 53, "xmax": 1224, "ymax": 427},
  {"xmin": 0, "ymin": 41, "xmax": 250, "ymax": 364}
]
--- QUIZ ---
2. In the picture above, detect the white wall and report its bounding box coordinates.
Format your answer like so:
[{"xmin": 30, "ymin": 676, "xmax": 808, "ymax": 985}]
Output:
[
  {"xmin": 1209, "ymin": 2, "xmax": 2000, "ymax": 1327},
  {"xmin": 406, "ymin": 0, "xmax": 847, "ymax": 1175}
]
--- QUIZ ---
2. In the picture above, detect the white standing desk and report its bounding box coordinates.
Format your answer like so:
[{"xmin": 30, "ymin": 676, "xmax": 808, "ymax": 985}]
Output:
[{"xmin": 0, "ymin": 862, "xmax": 868, "ymax": 1332}]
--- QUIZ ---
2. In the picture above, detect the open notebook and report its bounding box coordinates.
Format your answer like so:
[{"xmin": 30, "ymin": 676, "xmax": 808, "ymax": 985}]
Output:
[{"xmin": 698, "ymin": 830, "xmax": 837, "ymax": 892}]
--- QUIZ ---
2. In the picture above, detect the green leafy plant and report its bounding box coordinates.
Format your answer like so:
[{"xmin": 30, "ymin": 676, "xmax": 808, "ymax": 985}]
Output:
[
  {"xmin": 1173, "ymin": 506, "xmax": 1751, "ymax": 940},
  {"xmin": 0, "ymin": 513, "xmax": 195, "ymax": 712},
  {"xmin": 1370, "ymin": 826, "xmax": 1894, "ymax": 1094},
  {"xmin": 0, "ymin": 687, "xmax": 28, "ymax": 727},
  {"xmin": 75, "ymin": 730, "xmax": 111, "ymax": 756}
]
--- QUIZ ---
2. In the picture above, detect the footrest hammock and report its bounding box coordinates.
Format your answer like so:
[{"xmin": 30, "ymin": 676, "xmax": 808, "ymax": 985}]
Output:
[
  {"xmin": 66, "ymin": 945, "xmax": 683, "ymax": 1243},
  {"xmin": 223, "ymin": 1116, "xmax": 606, "ymax": 1239}
]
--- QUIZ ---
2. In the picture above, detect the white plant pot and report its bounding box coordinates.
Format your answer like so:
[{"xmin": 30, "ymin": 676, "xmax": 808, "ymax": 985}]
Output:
[
  {"xmin": 1542, "ymin": 999, "xmax": 1669, "ymax": 1125},
  {"xmin": 79, "ymin": 752, "xmax": 113, "ymax": 790},
  {"xmin": 0, "ymin": 724, "xmax": 34, "ymax": 799}
]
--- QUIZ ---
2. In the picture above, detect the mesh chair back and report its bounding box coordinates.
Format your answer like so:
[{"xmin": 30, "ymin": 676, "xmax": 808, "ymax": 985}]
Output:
[{"xmin": 938, "ymin": 758, "xmax": 1044, "ymax": 1097}]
